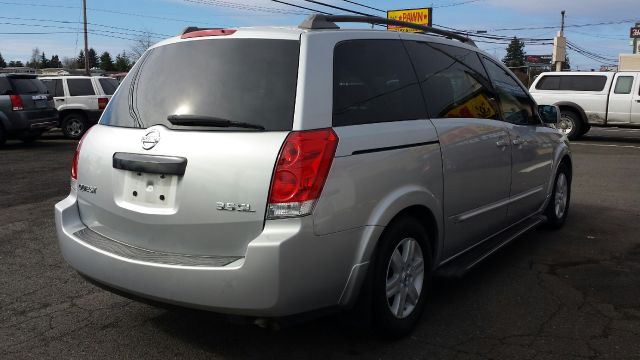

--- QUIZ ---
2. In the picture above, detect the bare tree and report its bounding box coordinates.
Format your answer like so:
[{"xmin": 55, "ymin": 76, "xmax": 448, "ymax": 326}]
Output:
[
  {"xmin": 61, "ymin": 56, "xmax": 75, "ymax": 69},
  {"xmin": 30, "ymin": 47, "xmax": 41, "ymax": 69},
  {"xmin": 130, "ymin": 30, "xmax": 155, "ymax": 61}
]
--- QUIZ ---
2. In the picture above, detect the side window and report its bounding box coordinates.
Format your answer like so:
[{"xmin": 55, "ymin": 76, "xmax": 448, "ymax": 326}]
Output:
[
  {"xmin": 332, "ymin": 40, "xmax": 425, "ymax": 127},
  {"xmin": 41, "ymin": 79, "xmax": 54, "ymax": 95},
  {"xmin": 614, "ymin": 76, "xmax": 634, "ymax": 94},
  {"xmin": 482, "ymin": 58, "xmax": 539, "ymax": 126},
  {"xmin": 54, "ymin": 79, "xmax": 64, "ymax": 97},
  {"xmin": 67, "ymin": 79, "xmax": 95, "ymax": 96},
  {"xmin": 535, "ymin": 75, "xmax": 561, "ymax": 90},
  {"xmin": 405, "ymin": 41, "xmax": 499, "ymax": 120}
]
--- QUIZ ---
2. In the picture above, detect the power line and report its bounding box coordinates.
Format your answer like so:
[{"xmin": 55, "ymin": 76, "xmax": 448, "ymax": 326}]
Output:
[
  {"xmin": 183, "ymin": 0, "xmax": 309, "ymax": 15},
  {"xmin": 0, "ymin": 16, "xmax": 171, "ymax": 38},
  {"xmin": 490, "ymin": 18, "xmax": 636, "ymax": 31},
  {"xmin": 270, "ymin": 0, "xmax": 332, "ymax": 15},
  {"xmin": 300, "ymin": 0, "xmax": 375, "ymax": 16},
  {"xmin": 0, "ymin": 1, "xmax": 214, "ymax": 25},
  {"xmin": 433, "ymin": 0, "xmax": 483, "ymax": 9},
  {"xmin": 337, "ymin": 0, "xmax": 384, "ymax": 13}
]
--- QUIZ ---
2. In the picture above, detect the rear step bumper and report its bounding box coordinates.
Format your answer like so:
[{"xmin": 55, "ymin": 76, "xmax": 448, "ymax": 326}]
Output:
[{"xmin": 55, "ymin": 194, "xmax": 366, "ymax": 317}]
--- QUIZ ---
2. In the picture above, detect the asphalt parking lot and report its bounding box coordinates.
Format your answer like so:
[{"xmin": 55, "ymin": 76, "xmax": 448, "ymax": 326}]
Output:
[{"xmin": 1, "ymin": 127, "xmax": 639, "ymax": 359}]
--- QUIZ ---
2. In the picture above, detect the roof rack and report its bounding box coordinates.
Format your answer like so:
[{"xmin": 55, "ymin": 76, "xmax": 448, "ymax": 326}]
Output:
[{"xmin": 298, "ymin": 15, "xmax": 476, "ymax": 47}]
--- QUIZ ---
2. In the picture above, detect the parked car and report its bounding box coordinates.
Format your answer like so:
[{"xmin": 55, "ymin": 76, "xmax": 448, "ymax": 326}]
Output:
[
  {"xmin": 40, "ymin": 76, "xmax": 119, "ymax": 139},
  {"xmin": 530, "ymin": 71, "xmax": 640, "ymax": 139},
  {"xmin": 0, "ymin": 74, "xmax": 58, "ymax": 146},
  {"xmin": 55, "ymin": 15, "xmax": 572, "ymax": 337}
]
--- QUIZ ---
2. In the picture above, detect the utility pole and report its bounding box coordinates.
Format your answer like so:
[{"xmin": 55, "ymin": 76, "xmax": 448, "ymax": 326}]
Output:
[
  {"xmin": 552, "ymin": 10, "xmax": 567, "ymax": 72},
  {"xmin": 83, "ymin": 0, "xmax": 90, "ymax": 76}
]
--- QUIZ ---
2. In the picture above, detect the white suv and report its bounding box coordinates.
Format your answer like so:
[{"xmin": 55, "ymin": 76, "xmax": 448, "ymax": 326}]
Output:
[{"xmin": 40, "ymin": 76, "xmax": 119, "ymax": 139}]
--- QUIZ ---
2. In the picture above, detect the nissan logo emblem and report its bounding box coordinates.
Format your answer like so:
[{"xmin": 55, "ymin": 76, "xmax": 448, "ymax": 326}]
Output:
[{"xmin": 141, "ymin": 129, "xmax": 160, "ymax": 150}]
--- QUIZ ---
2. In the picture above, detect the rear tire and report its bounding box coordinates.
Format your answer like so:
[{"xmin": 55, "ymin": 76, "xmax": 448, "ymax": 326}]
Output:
[
  {"xmin": 559, "ymin": 110, "xmax": 583, "ymax": 140},
  {"xmin": 61, "ymin": 113, "xmax": 88, "ymax": 140},
  {"xmin": 545, "ymin": 163, "xmax": 571, "ymax": 229},
  {"xmin": 372, "ymin": 216, "xmax": 432, "ymax": 338}
]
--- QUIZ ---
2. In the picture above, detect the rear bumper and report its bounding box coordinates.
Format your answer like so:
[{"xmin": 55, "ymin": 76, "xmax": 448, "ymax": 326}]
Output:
[
  {"xmin": 3, "ymin": 109, "xmax": 58, "ymax": 134},
  {"xmin": 55, "ymin": 194, "xmax": 368, "ymax": 317}
]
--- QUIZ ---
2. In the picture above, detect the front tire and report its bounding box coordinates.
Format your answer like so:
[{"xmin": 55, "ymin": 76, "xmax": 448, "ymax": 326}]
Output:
[
  {"xmin": 559, "ymin": 110, "xmax": 583, "ymax": 140},
  {"xmin": 545, "ymin": 163, "xmax": 571, "ymax": 229},
  {"xmin": 372, "ymin": 217, "xmax": 432, "ymax": 338},
  {"xmin": 61, "ymin": 113, "xmax": 88, "ymax": 140}
]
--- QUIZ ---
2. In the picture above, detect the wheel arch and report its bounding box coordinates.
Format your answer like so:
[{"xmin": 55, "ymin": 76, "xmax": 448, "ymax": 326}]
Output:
[
  {"xmin": 59, "ymin": 109, "xmax": 88, "ymax": 121},
  {"xmin": 555, "ymin": 101, "xmax": 589, "ymax": 127}
]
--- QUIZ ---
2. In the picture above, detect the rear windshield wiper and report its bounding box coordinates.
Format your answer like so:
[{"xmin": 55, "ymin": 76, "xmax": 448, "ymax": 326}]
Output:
[{"xmin": 167, "ymin": 114, "xmax": 265, "ymax": 131}]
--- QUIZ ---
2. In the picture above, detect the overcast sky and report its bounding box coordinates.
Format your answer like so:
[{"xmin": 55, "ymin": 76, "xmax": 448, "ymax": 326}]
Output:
[{"xmin": 0, "ymin": 0, "xmax": 636, "ymax": 70}]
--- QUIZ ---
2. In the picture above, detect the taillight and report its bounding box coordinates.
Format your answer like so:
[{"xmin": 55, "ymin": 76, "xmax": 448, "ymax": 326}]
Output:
[
  {"xmin": 267, "ymin": 128, "xmax": 338, "ymax": 219},
  {"xmin": 10, "ymin": 95, "xmax": 23, "ymax": 111},
  {"xmin": 70, "ymin": 126, "xmax": 94, "ymax": 184},
  {"xmin": 98, "ymin": 97, "xmax": 108, "ymax": 110}
]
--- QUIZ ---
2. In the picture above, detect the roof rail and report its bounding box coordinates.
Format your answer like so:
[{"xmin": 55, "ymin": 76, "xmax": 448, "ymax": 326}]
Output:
[{"xmin": 298, "ymin": 14, "xmax": 476, "ymax": 47}]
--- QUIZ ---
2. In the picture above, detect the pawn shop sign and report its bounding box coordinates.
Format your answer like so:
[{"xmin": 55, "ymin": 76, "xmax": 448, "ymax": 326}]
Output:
[{"xmin": 387, "ymin": 8, "xmax": 432, "ymax": 32}]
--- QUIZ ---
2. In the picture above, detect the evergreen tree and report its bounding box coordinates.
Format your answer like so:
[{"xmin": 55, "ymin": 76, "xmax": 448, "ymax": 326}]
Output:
[
  {"xmin": 562, "ymin": 55, "xmax": 571, "ymax": 70},
  {"xmin": 40, "ymin": 52, "xmax": 49, "ymax": 68},
  {"xmin": 13, "ymin": 60, "xmax": 24, "ymax": 67},
  {"xmin": 50, "ymin": 55, "xmax": 62, "ymax": 68},
  {"xmin": 88, "ymin": 48, "xmax": 99, "ymax": 69},
  {"xmin": 99, "ymin": 51, "xmax": 114, "ymax": 71},
  {"xmin": 77, "ymin": 50, "xmax": 85, "ymax": 69},
  {"xmin": 114, "ymin": 51, "xmax": 131, "ymax": 71},
  {"xmin": 0, "ymin": 52, "xmax": 6, "ymax": 68},
  {"xmin": 502, "ymin": 37, "xmax": 526, "ymax": 68}
]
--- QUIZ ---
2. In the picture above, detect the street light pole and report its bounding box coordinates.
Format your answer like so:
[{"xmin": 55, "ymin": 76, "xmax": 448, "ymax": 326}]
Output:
[{"xmin": 83, "ymin": 0, "xmax": 90, "ymax": 76}]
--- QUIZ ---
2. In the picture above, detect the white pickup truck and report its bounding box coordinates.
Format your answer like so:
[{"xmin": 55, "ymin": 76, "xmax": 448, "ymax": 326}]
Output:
[{"xmin": 530, "ymin": 71, "xmax": 640, "ymax": 139}]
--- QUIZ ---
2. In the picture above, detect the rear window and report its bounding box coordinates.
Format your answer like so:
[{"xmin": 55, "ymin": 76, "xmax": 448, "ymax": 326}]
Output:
[
  {"xmin": 98, "ymin": 78, "xmax": 118, "ymax": 95},
  {"xmin": 101, "ymin": 39, "xmax": 300, "ymax": 131},
  {"xmin": 536, "ymin": 75, "xmax": 607, "ymax": 91},
  {"xmin": 67, "ymin": 79, "xmax": 96, "ymax": 96},
  {"xmin": 8, "ymin": 77, "xmax": 48, "ymax": 95}
]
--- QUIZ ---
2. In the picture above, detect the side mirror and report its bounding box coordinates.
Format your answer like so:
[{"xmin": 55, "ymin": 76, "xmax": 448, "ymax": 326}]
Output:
[{"xmin": 538, "ymin": 105, "xmax": 560, "ymax": 124}]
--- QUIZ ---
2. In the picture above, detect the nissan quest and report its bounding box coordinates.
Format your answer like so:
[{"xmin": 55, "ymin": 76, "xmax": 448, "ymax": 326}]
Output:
[{"xmin": 55, "ymin": 15, "xmax": 572, "ymax": 337}]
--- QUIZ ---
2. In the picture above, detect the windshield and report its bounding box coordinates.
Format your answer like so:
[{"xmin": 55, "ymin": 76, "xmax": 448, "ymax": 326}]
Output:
[
  {"xmin": 9, "ymin": 77, "xmax": 48, "ymax": 95},
  {"xmin": 100, "ymin": 38, "xmax": 300, "ymax": 131}
]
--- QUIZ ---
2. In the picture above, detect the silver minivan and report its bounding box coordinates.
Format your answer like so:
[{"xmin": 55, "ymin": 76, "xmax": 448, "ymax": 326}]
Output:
[{"xmin": 55, "ymin": 15, "xmax": 572, "ymax": 336}]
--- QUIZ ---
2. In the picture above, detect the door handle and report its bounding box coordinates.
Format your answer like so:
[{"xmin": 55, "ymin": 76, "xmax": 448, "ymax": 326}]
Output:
[
  {"xmin": 635, "ymin": 100, "xmax": 640, "ymax": 103},
  {"xmin": 496, "ymin": 139, "xmax": 509, "ymax": 147},
  {"xmin": 56, "ymin": 99, "xmax": 65, "ymax": 101},
  {"xmin": 512, "ymin": 138, "xmax": 526, "ymax": 146}
]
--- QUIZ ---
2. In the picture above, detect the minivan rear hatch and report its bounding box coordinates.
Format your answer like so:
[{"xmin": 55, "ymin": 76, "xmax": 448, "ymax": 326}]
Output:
[{"xmin": 77, "ymin": 36, "xmax": 300, "ymax": 257}]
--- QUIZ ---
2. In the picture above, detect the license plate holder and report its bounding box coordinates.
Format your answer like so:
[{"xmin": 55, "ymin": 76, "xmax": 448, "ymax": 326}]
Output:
[{"xmin": 122, "ymin": 171, "xmax": 178, "ymax": 208}]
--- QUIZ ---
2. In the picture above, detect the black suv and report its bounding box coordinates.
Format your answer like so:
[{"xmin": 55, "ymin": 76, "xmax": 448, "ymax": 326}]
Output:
[{"xmin": 0, "ymin": 74, "xmax": 58, "ymax": 146}]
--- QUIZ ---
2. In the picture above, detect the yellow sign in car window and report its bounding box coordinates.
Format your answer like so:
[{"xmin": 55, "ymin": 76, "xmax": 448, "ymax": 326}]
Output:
[{"xmin": 387, "ymin": 8, "xmax": 432, "ymax": 32}]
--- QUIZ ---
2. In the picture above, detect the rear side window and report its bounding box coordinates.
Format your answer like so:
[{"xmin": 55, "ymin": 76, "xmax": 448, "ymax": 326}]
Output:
[
  {"xmin": 0, "ymin": 78, "xmax": 12, "ymax": 94},
  {"xmin": 98, "ymin": 78, "xmax": 118, "ymax": 95},
  {"xmin": 536, "ymin": 75, "xmax": 607, "ymax": 91},
  {"xmin": 67, "ymin": 79, "xmax": 95, "ymax": 96},
  {"xmin": 332, "ymin": 40, "xmax": 425, "ymax": 127},
  {"xmin": 8, "ymin": 77, "xmax": 48, "ymax": 95},
  {"xmin": 405, "ymin": 41, "xmax": 499, "ymax": 120},
  {"xmin": 614, "ymin": 76, "xmax": 634, "ymax": 94},
  {"xmin": 102, "ymin": 39, "xmax": 300, "ymax": 131},
  {"xmin": 42, "ymin": 79, "xmax": 64, "ymax": 97}
]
